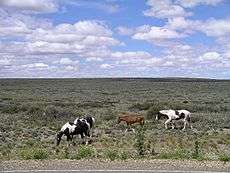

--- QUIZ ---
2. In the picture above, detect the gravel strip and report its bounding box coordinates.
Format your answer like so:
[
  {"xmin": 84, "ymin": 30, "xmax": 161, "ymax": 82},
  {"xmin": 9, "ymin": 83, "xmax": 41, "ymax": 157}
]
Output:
[{"xmin": 1, "ymin": 159, "xmax": 230, "ymax": 172}]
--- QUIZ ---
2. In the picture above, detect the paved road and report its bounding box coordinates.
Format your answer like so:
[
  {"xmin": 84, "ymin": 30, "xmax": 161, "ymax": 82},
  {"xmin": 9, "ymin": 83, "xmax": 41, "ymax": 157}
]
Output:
[
  {"xmin": 1, "ymin": 160, "xmax": 229, "ymax": 173},
  {"xmin": 3, "ymin": 169, "xmax": 230, "ymax": 173}
]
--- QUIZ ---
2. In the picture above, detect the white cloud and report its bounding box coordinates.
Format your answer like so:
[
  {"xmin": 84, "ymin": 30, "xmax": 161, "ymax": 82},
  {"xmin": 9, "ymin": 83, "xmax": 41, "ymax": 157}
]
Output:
[
  {"xmin": 144, "ymin": 0, "xmax": 190, "ymax": 19},
  {"xmin": 116, "ymin": 26, "xmax": 134, "ymax": 35},
  {"xmin": 22, "ymin": 62, "xmax": 49, "ymax": 68},
  {"xmin": 0, "ymin": 21, "xmax": 31, "ymax": 36},
  {"xmin": 100, "ymin": 63, "xmax": 113, "ymax": 69},
  {"xmin": 0, "ymin": 0, "xmax": 58, "ymax": 13},
  {"xmin": 24, "ymin": 20, "xmax": 120, "ymax": 55},
  {"xmin": 0, "ymin": 58, "xmax": 11, "ymax": 65},
  {"xmin": 59, "ymin": 58, "xmax": 79, "ymax": 65},
  {"xmin": 65, "ymin": 65, "xmax": 79, "ymax": 71},
  {"xmin": 132, "ymin": 26, "xmax": 185, "ymax": 43},
  {"xmin": 111, "ymin": 51, "xmax": 153, "ymax": 59},
  {"xmin": 177, "ymin": 0, "xmax": 223, "ymax": 8},
  {"xmin": 86, "ymin": 57, "xmax": 103, "ymax": 62},
  {"xmin": 200, "ymin": 51, "xmax": 222, "ymax": 61},
  {"xmin": 66, "ymin": 0, "xmax": 120, "ymax": 14},
  {"xmin": 199, "ymin": 19, "xmax": 230, "ymax": 37}
]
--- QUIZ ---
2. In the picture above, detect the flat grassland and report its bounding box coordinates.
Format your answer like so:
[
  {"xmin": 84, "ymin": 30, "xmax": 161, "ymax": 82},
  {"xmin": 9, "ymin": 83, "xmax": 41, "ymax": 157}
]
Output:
[{"xmin": 0, "ymin": 78, "xmax": 230, "ymax": 161}]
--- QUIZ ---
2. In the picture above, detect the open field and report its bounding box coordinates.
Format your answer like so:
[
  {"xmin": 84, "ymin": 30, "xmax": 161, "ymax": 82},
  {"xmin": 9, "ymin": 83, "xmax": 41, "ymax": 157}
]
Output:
[{"xmin": 0, "ymin": 78, "xmax": 230, "ymax": 161}]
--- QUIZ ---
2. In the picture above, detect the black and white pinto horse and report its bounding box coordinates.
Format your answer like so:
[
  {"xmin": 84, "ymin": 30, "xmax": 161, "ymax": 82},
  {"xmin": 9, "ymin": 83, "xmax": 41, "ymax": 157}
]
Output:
[
  {"xmin": 56, "ymin": 116, "xmax": 95, "ymax": 146},
  {"xmin": 156, "ymin": 109, "xmax": 192, "ymax": 130},
  {"xmin": 74, "ymin": 116, "xmax": 95, "ymax": 138}
]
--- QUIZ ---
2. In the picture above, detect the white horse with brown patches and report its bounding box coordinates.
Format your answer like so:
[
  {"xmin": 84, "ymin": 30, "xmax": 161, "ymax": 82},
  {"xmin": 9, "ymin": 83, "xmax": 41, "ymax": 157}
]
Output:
[{"xmin": 156, "ymin": 109, "xmax": 192, "ymax": 130}]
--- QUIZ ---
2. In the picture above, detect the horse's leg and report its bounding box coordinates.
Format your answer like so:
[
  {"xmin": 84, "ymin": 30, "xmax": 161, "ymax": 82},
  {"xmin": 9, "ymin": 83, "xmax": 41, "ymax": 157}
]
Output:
[
  {"xmin": 130, "ymin": 124, "xmax": 135, "ymax": 133},
  {"xmin": 132, "ymin": 128, "xmax": 135, "ymax": 133},
  {"xmin": 85, "ymin": 130, "xmax": 90, "ymax": 145},
  {"xmin": 171, "ymin": 120, "xmax": 176, "ymax": 129},
  {"xmin": 165, "ymin": 119, "xmax": 171, "ymax": 129},
  {"xmin": 80, "ymin": 133, "xmax": 86, "ymax": 145},
  {"xmin": 71, "ymin": 134, "xmax": 76, "ymax": 146},
  {"xmin": 188, "ymin": 116, "xmax": 193, "ymax": 129},
  {"xmin": 182, "ymin": 120, "xmax": 188, "ymax": 130},
  {"xmin": 56, "ymin": 131, "xmax": 63, "ymax": 146},
  {"xmin": 66, "ymin": 135, "xmax": 72, "ymax": 147},
  {"xmin": 125, "ymin": 122, "xmax": 130, "ymax": 133}
]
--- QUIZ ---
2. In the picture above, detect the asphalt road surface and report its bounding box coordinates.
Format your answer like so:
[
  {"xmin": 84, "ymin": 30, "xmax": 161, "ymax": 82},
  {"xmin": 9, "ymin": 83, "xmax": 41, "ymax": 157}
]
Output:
[
  {"xmin": 2, "ymin": 169, "xmax": 230, "ymax": 173},
  {"xmin": 1, "ymin": 160, "xmax": 230, "ymax": 173}
]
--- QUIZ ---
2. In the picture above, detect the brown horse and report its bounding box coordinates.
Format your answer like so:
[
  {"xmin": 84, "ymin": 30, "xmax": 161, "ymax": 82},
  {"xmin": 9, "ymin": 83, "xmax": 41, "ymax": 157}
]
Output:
[{"xmin": 117, "ymin": 112, "xmax": 144, "ymax": 132}]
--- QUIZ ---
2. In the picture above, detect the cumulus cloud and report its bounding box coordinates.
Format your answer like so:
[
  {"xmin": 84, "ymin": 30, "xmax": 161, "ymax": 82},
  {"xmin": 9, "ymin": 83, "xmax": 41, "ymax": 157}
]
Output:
[
  {"xmin": 116, "ymin": 26, "xmax": 134, "ymax": 35},
  {"xmin": 0, "ymin": 0, "xmax": 58, "ymax": 13},
  {"xmin": 200, "ymin": 51, "xmax": 222, "ymax": 61},
  {"xmin": 199, "ymin": 19, "xmax": 230, "ymax": 37},
  {"xmin": 177, "ymin": 0, "xmax": 223, "ymax": 8},
  {"xmin": 22, "ymin": 62, "xmax": 49, "ymax": 68},
  {"xmin": 86, "ymin": 57, "xmax": 103, "ymax": 62},
  {"xmin": 0, "ymin": 58, "xmax": 11, "ymax": 65},
  {"xmin": 66, "ymin": 0, "xmax": 120, "ymax": 14},
  {"xmin": 144, "ymin": 0, "xmax": 190, "ymax": 19},
  {"xmin": 64, "ymin": 65, "xmax": 79, "ymax": 71},
  {"xmin": 132, "ymin": 25, "xmax": 185, "ymax": 45},
  {"xmin": 100, "ymin": 64, "xmax": 113, "ymax": 69},
  {"xmin": 59, "ymin": 58, "xmax": 79, "ymax": 65}
]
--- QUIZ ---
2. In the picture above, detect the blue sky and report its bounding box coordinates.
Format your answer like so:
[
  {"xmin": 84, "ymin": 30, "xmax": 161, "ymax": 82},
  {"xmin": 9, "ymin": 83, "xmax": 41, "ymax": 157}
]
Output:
[{"xmin": 0, "ymin": 0, "xmax": 229, "ymax": 78}]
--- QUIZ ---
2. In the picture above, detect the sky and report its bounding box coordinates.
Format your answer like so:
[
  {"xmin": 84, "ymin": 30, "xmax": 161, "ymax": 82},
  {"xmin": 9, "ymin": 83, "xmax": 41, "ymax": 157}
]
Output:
[{"xmin": 0, "ymin": 0, "xmax": 229, "ymax": 78}]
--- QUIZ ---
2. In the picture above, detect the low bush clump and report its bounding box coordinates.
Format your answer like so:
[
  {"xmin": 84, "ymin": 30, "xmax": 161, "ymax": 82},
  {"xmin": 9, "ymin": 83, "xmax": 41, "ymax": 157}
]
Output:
[
  {"xmin": 103, "ymin": 149, "xmax": 119, "ymax": 161},
  {"xmin": 71, "ymin": 146, "xmax": 95, "ymax": 160},
  {"xmin": 19, "ymin": 148, "xmax": 49, "ymax": 160},
  {"xmin": 219, "ymin": 154, "xmax": 230, "ymax": 162}
]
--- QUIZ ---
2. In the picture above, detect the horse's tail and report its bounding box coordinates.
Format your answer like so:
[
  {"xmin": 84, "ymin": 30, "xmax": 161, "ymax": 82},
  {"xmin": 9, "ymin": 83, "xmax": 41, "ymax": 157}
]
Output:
[
  {"xmin": 187, "ymin": 112, "xmax": 192, "ymax": 122},
  {"xmin": 56, "ymin": 131, "xmax": 64, "ymax": 146},
  {"xmin": 187, "ymin": 116, "xmax": 191, "ymax": 122}
]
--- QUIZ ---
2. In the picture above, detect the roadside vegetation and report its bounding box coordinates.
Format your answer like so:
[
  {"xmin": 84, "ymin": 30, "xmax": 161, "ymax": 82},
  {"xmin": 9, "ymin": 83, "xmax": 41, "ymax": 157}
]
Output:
[{"xmin": 0, "ymin": 78, "xmax": 229, "ymax": 161}]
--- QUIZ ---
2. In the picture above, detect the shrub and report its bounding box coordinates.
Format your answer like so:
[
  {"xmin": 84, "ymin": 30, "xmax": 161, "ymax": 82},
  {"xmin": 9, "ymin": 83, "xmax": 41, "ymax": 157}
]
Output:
[
  {"xmin": 27, "ymin": 105, "xmax": 43, "ymax": 115},
  {"xmin": 71, "ymin": 146, "xmax": 95, "ymax": 160},
  {"xmin": 130, "ymin": 102, "xmax": 152, "ymax": 111},
  {"xmin": 1, "ymin": 104, "xmax": 20, "ymax": 114},
  {"xmin": 134, "ymin": 127, "xmax": 146, "ymax": 157},
  {"xmin": 103, "ymin": 149, "xmax": 119, "ymax": 161},
  {"xmin": 19, "ymin": 148, "xmax": 49, "ymax": 160},
  {"xmin": 219, "ymin": 154, "xmax": 230, "ymax": 162},
  {"xmin": 120, "ymin": 151, "xmax": 128, "ymax": 160},
  {"xmin": 158, "ymin": 149, "xmax": 191, "ymax": 160}
]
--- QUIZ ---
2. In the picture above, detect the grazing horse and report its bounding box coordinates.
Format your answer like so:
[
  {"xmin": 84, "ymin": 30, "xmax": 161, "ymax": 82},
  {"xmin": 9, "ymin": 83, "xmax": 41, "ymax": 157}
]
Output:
[
  {"xmin": 74, "ymin": 116, "xmax": 95, "ymax": 137},
  {"xmin": 156, "ymin": 109, "xmax": 192, "ymax": 130},
  {"xmin": 118, "ymin": 112, "xmax": 145, "ymax": 132},
  {"xmin": 56, "ymin": 120, "xmax": 90, "ymax": 146}
]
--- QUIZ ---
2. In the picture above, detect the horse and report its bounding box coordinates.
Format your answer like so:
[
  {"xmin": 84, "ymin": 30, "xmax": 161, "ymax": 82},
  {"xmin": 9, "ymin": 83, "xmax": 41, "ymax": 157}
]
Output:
[
  {"xmin": 156, "ymin": 109, "xmax": 192, "ymax": 130},
  {"xmin": 118, "ymin": 112, "xmax": 145, "ymax": 132},
  {"xmin": 56, "ymin": 119, "xmax": 90, "ymax": 146},
  {"xmin": 74, "ymin": 115, "xmax": 95, "ymax": 137}
]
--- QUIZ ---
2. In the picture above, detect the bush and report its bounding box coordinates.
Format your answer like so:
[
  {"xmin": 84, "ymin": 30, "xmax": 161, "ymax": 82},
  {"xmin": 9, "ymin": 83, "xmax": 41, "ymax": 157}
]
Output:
[
  {"xmin": 219, "ymin": 154, "xmax": 230, "ymax": 162},
  {"xmin": 27, "ymin": 105, "xmax": 43, "ymax": 115},
  {"xmin": 103, "ymin": 149, "xmax": 119, "ymax": 161},
  {"xmin": 130, "ymin": 102, "xmax": 152, "ymax": 111},
  {"xmin": 120, "ymin": 151, "xmax": 128, "ymax": 160},
  {"xmin": 19, "ymin": 148, "xmax": 49, "ymax": 160},
  {"xmin": 71, "ymin": 146, "xmax": 95, "ymax": 160},
  {"xmin": 1, "ymin": 104, "xmax": 20, "ymax": 114},
  {"xmin": 158, "ymin": 149, "xmax": 191, "ymax": 160},
  {"xmin": 134, "ymin": 127, "xmax": 146, "ymax": 156}
]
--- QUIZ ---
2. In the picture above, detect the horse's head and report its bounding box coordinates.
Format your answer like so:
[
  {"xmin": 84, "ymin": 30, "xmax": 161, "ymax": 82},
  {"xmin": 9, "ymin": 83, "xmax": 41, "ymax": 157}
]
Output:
[
  {"xmin": 155, "ymin": 111, "xmax": 160, "ymax": 120},
  {"xmin": 56, "ymin": 131, "xmax": 63, "ymax": 146},
  {"xmin": 117, "ymin": 117, "xmax": 121, "ymax": 124}
]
